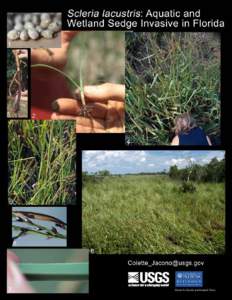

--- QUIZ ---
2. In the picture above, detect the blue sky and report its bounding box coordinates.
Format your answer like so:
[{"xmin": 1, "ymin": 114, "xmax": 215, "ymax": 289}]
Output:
[{"xmin": 82, "ymin": 150, "xmax": 225, "ymax": 174}]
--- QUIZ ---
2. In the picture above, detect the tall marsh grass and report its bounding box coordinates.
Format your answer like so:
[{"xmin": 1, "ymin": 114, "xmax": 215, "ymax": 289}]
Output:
[
  {"xmin": 126, "ymin": 32, "xmax": 220, "ymax": 145},
  {"xmin": 8, "ymin": 120, "xmax": 76, "ymax": 205},
  {"xmin": 83, "ymin": 175, "xmax": 225, "ymax": 254}
]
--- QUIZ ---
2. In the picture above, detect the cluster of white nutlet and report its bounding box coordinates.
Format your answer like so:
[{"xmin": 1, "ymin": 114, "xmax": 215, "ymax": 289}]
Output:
[{"xmin": 7, "ymin": 12, "xmax": 62, "ymax": 41}]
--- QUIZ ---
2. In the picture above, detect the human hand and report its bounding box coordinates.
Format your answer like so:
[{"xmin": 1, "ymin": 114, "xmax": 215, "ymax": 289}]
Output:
[
  {"xmin": 51, "ymin": 83, "xmax": 125, "ymax": 133},
  {"xmin": 31, "ymin": 31, "xmax": 78, "ymax": 119},
  {"xmin": 31, "ymin": 31, "xmax": 78, "ymax": 69},
  {"xmin": 7, "ymin": 250, "xmax": 34, "ymax": 294}
]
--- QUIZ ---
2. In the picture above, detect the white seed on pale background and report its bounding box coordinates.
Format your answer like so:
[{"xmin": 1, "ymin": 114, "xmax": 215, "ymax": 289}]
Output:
[
  {"xmin": 24, "ymin": 22, "xmax": 34, "ymax": 30},
  {"xmin": 7, "ymin": 30, "xmax": 20, "ymax": 40},
  {"xmin": 28, "ymin": 29, "xmax": 40, "ymax": 40},
  {"xmin": 14, "ymin": 14, "xmax": 23, "ymax": 24},
  {"xmin": 40, "ymin": 13, "xmax": 51, "ymax": 21},
  {"xmin": 23, "ymin": 13, "xmax": 32, "ymax": 22},
  {"xmin": 48, "ymin": 21, "xmax": 61, "ymax": 33},
  {"xmin": 40, "ymin": 19, "xmax": 51, "ymax": 29},
  {"xmin": 20, "ymin": 30, "xmax": 29, "ymax": 41},
  {"xmin": 7, "ymin": 12, "xmax": 62, "ymax": 41},
  {"xmin": 41, "ymin": 29, "xmax": 54, "ymax": 39},
  {"xmin": 14, "ymin": 23, "xmax": 24, "ymax": 31},
  {"xmin": 32, "ymin": 14, "xmax": 40, "ymax": 25},
  {"xmin": 35, "ymin": 26, "xmax": 43, "ymax": 33}
]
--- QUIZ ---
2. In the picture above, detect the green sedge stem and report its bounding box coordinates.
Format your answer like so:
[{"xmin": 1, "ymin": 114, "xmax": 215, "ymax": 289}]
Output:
[
  {"xmin": 12, "ymin": 225, "xmax": 66, "ymax": 239},
  {"xmin": 79, "ymin": 40, "xmax": 86, "ymax": 106},
  {"xmin": 19, "ymin": 263, "xmax": 89, "ymax": 281},
  {"xmin": 31, "ymin": 64, "xmax": 80, "ymax": 90}
]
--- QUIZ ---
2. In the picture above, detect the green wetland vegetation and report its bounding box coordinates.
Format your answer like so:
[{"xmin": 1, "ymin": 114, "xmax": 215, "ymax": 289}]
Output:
[
  {"xmin": 8, "ymin": 120, "xmax": 76, "ymax": 205},
  {"xmin": 83, "ymin": 163, "xmax": 225, "ymax": 254},
  {"xmin": 126, "ymin": 32, "xmax": 220, "ymax": 145}
]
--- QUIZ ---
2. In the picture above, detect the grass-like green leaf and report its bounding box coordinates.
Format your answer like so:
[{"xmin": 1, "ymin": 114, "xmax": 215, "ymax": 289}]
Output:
[
  {"xmin": 8, "ymin": 120, "xmax": 76, "ymax": 205},
  {"xmin": 125, "ymin": 32, "xmax": 220, "ymax": 145}
]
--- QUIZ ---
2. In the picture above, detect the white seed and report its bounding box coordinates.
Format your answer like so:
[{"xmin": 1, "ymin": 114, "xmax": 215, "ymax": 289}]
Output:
[
  {"xmin": 14, "ymin": 23, "xmax": 24, "ymax": 31},
  {"xmin": 14, "ymin": 14, "xmax": 23, "ymax": 24},
  {"xmin": 23, "ymin": 13, "xmax": 32, "ymax": 22},
  {"xmin": 24, "ymin": 22, "xmax": 34, "ymax": 30},
  {"xmin": 7, "ymin": 30, "xmax": 20, "ymax": 40},
  {"xmin": 7, "ymin": 13, "xmax": 62, "ymax": 41},
  {"xmin": 41, "ymin": 13, "xmax": 51, "ymax": 21},
  {"xmin": 40, "ymin": 19, "xmax": 51, "ymax": 29},
  {"xmin": 32, "ymin": 14, "xmax": 40, "ymax": 25},
  {"xmin": 41, "ymin": 29, "xmax": 54, "ymax": 39},
  {"xmin": 48, "ymin": 21, "xmax": 61, "ymax": 32},
  {"xmin": 28, "ymin": 29, "xmax": 39, "ymax": 40},
  {"xmin": 20, "ymin": 30, "xmax": 29, "ymax": 41},
  {"xmin": 35, "ymin": 26, "xmax": 43, "ymax": 33}
]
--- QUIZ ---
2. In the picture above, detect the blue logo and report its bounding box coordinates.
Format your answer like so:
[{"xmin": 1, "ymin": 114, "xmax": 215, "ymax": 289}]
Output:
[{"xmin": 175, "ymin": 271, "xmax": 203, "ymax": 288}]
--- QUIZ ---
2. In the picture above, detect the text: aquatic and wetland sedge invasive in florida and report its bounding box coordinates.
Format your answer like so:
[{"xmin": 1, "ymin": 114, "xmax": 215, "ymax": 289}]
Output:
[
  {"xmin": 8, "ymin": 120, "xmax": 76, "ymax": 205},
  {"xmin": 126, "ymin": 32, "xmax": 220, "ymax": 145}
]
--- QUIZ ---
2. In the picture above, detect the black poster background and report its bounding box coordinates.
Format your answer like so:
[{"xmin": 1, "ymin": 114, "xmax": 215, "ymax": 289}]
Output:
[{"xmin": 0, "ymin": 5, "xmax": 231, "ymax": 298}]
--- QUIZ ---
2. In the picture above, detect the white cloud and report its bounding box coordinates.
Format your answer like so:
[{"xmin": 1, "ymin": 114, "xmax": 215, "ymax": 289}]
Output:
[
  {"xmin": 165, "ymin": 158, "xmax": 184, "ymax": 166},
  {"xmin": 171, "ymin": 158, "xmax": 185, "ymax": 165},
  {"xmin": 83, "ymin": 150, "xmax": 225, "ymax": 174},
  {"xmin": 83, "ymin": 150, "xmax": 150, "ymax": 172}
]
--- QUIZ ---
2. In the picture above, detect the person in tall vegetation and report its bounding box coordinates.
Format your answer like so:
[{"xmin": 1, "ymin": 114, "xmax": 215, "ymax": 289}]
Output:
[{"xmin": 171, "ymin": 112, "xmax": 212, "ymax": 146}]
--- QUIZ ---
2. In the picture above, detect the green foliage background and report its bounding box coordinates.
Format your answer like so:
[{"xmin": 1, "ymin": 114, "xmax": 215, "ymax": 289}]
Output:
[
  {"xmin": 83, "ymin": 174, "xmax": 225, "ymax": 254},
  {"xmin": 82, "ymin": 157, "xmax": 225, "ymax": 254},
  {"xmin": 126, "ymin": 32, "xmax": 220, "ymax": 145},
  {"xmin": 8, "ymin": 120, "xmax": 76, "ymax": 205}
]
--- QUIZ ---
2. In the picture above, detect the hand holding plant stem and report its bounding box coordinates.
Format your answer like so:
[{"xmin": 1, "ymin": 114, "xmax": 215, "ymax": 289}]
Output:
[
  {"xmin": 51, "ymin": 83, "xmax": 125, "ymax": 133},
  {"xmin": 31, "ymin": 31, "xmax": 125, "ymax": 132},
  {"xmin": 31, "ymin": 31, "xmax": 78, "ymax": 119},
  {"xmin": 31, "ymin": 63, "xmax": 86, "ymax": 114},
  {"xmin": 31, "ymin": 58, "xmax": 125, "ymax": 133}
]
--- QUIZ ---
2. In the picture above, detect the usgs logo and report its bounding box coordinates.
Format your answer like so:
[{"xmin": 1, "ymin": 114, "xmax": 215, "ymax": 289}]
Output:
[{"xmin": 128, "ymin": 272, "xmax": 169, "ymax": 287}]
